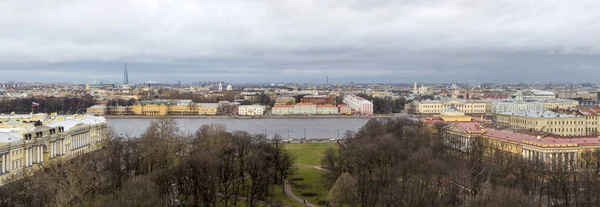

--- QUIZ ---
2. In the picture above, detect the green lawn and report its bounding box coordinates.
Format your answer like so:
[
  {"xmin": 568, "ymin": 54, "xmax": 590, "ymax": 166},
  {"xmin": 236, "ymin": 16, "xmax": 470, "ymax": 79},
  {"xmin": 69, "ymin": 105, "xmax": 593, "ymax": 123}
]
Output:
[
  {"xmin": 291, "ymin": 168, "xmax": 330, "ymax": 206},
  {"xmin": 285, "ymin": 143, "xmax": 338, "ymax": 166},
  {"xmin": 270, "ymin": 185, "xmax": 304, "ymax": 207}
]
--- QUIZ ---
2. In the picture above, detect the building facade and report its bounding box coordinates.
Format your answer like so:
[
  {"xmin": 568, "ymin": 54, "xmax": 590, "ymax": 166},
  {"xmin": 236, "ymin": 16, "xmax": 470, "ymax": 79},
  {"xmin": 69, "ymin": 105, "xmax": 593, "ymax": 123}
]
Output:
[
  {"xmin": 413, "ymin": 99, "xmax": 488, "ymax": 115},
  {"xmin": 337, "ymin": 104, "xmax": 352, "ymax": 115},
  {"xmin": 272, "ymin": 105, "xmax": 293, "ymax": 115},
  {"xmin": 238, "ymin": 105, "xmax": 265, "ymax": 116},
  {"xmin": 343, "ymin": 95, "xmax": 373, "ymax": 115},
  {"xmin": 495, "ymin": 111, "xmax": 599, "ymax": 137},
  {"xmin": 442, "ymin": 122, "xmax": 600, "ymax": 170},
  {"xmin": 271, "ymin": 103, "xmax": 338, "ymax": 115},
  {"xmin": 0, "ymin": 114, "xmax": 107, "ymax": 185},
  {"xmin": 301, "ymin": 95, "xmax": 335, "ymax": 105},
  {"xmin": 316, "ymin": 105, "xmax": 338, "ymax": 115},
  {"xmin": 129, "ymin": 100, "xmax": 218, "ymax": 116}
]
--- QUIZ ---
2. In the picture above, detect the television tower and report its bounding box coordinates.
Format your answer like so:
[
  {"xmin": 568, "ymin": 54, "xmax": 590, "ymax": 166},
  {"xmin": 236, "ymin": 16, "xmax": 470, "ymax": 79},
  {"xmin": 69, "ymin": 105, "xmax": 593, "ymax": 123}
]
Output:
[{"xmin": 124, "ymin": 62, "xmax": 129, "ymax": 84}]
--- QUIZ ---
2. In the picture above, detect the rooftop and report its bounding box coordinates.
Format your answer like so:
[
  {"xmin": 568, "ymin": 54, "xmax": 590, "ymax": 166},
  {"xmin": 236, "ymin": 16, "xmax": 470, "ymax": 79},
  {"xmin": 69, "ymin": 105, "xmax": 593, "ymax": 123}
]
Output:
[{"xmin": 499, "ymin": 110, "xmax": 578, "ymax": 118}]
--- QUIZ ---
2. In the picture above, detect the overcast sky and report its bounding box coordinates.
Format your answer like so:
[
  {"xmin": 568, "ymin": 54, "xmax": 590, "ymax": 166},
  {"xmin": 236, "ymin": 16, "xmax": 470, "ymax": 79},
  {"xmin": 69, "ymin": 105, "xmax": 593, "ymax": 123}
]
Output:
[{"xmin": 0, "ymin": 0, "xmax": 599, "ymax": 84}]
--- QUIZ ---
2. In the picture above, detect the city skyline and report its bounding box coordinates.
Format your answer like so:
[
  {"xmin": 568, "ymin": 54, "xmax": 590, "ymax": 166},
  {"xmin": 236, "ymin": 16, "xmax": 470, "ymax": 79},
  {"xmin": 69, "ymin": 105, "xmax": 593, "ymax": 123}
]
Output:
[{"xmin": 1, "ymin": 0, "xmax": 599, "ymax": 83}]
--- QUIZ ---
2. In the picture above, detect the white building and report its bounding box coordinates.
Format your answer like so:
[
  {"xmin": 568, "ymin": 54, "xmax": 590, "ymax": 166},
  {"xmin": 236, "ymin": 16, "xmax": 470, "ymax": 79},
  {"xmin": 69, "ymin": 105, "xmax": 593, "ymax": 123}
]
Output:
[
  {"xmin": 492, "ymin": 91, "xmax": 544, "ymax": 113},
  {"xmin": 522, "ymin": 90, "xmax": 556, "ymax": 100},
  {"xmin": 238, "ymin": 105, "xmax": 265, "ymax": 116},
  {"xmin": 343, "ymin": 95, "xmax": 373, "ymax": 115},
  {"xmin": 492, "ymin": 101, "xmax": 545, "ymax": 114},
  {"xmin": 294, "ymin": 103, "xmax": 317, "ymax": 115}
]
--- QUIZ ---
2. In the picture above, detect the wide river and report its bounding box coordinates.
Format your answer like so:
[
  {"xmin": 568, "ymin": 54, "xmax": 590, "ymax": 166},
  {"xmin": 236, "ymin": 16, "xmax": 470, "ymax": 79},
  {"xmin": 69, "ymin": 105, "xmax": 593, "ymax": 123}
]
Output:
[{"xmin": 107, "ymin": 118, "xmax": 370, "ymax": 139}]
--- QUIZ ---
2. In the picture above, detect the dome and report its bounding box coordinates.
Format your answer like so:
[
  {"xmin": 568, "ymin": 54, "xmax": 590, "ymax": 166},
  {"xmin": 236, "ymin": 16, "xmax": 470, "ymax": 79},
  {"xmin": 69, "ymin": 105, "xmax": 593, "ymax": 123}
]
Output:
[{"xmin": 441, "ymin": 106, "xmax": 465, "ymax": 117}]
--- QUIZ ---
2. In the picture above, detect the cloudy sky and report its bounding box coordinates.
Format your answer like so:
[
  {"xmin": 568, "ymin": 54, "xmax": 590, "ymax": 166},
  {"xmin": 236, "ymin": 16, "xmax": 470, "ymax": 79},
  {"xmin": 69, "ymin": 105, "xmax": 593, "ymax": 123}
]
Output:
[{"xmin": 0, "ymin": 0, "xmax": 599, "ymax": 84}]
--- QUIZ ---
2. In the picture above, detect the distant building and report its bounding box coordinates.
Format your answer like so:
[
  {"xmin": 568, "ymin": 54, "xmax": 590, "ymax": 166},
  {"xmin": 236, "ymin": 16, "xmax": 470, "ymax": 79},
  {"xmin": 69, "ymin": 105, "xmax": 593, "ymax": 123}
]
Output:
[
  {"xmin": 439, "ymin": 106, "xmax": 472, "ymax": 122},
  {"xmin": 301, "ymin": 95, "xmax": 335, "ymax": 105},
  {"xmin": 316, "ymin": 105, "xmax": 338, "ymax": 115},
  {"xmin": 294, "ymin": 103, "xmax": 317, "ymax": 115},
  {"xmin": 226, "ymin": 85, "xmax": 233, "ymax": 91},
  {"xmin": 411, "ymin": 99, "xmax": 488, "ymax": 115},
  {"xmin": 522, "ymin": 90, "xmax": 556, "ymax": 100},
  {"xmin": 492, "ymin": 101, "xmax": 544, "ymax": 114},
  {"xmin": 337, "ymin": 104, "xmax": 352, "ymax": 115},
  {"xmin": 86, "ymin": 105, "xmax": 133, "ymax": 116},
  {"xmin": 131, "ymin": 100, "xmax": 218, "ymax": 115},
  {"xmin": 496, "ymin": 110, "xmax": 599, "ymax": 137},
  {"xmin": 238, "ymin": 105, "xmax": 265, "ymax": 116},
  {"xmin": 123, "ymin": 62, "xmax": 128, "ymax": 84},
  {"xmin": 272, "ymin": 105, "xmax": 294, "ymax": 115},
  {"xmin": 275, "ymin": 97, "xmax": 295, "ymax": 105},
  {"xmin": 343, "ymin": 95, "xmax": 373, "ymax": 115},
  {"xmin": 271, "ymin": 103, "xmax": 338, "ymax": 115}
]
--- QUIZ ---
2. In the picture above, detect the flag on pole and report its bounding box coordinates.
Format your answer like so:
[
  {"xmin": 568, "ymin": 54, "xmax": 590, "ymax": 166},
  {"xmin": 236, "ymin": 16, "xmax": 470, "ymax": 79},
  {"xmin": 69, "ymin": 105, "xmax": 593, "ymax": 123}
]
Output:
[{"xmin": 32, "ymin": 102, "xmax": 40, "ymax": 107}]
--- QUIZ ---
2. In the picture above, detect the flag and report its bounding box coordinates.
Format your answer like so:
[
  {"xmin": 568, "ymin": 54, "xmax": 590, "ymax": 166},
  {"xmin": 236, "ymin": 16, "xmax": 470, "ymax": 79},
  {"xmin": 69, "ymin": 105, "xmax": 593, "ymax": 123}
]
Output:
[{"xmin": 32, "ymin": 102, "xmax": 40, "ymax": 107}]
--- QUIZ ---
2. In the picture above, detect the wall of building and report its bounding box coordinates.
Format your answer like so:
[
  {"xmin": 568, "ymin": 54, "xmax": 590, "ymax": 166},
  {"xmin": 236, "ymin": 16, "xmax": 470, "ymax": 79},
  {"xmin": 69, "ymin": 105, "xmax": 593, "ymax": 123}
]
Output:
[{"xmin": 0, "ymin": 116, "xmax": 107, "ymax": 185}]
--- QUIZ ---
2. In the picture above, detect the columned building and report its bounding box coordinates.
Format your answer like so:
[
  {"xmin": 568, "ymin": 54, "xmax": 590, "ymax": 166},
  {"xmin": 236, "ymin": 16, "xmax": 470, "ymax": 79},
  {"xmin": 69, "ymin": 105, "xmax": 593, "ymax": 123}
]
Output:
[
  {"xmin": 0, "ymin": 114, "xmax": 107, "ymax": 185},
  {"xmin": 442, "ymin": 122, "xmax": 600, "ymax": 170},
  {"xmin": 412, "ymin": 99, "xmax": 488, "ymax": 115}
]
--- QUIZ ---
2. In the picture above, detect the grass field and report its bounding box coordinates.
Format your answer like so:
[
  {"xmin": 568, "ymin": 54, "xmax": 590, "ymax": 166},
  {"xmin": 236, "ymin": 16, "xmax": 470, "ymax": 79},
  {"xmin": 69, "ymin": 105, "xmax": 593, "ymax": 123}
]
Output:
[
  {"xmin": 285, "ymin": 143, "xmax": 338, "ymax": 166},
  {"xmin": 291, "ymin": 168, "xmax": 329, "ymax": 206},
  {"xmin": 270, "ymin": 185, "xmax": 304, "ymax": 207}
]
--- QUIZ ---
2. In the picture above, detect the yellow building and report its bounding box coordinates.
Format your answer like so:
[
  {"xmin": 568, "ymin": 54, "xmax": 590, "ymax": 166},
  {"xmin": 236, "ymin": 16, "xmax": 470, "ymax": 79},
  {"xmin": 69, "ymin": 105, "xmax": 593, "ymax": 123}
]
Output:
[
  {"xmin": 87, "ymin": 105, "xmax": 134, "ymax": 116},
  {"xmin": 496, "ymin": 111, "xmax": 599, "ymax": 137},
  {"xmin": 0, "ymin": 114, "xmax": 107, "ymax": 185},
  {"xmin": 443, "ymin": 122, "xmax": 600, "ymax": 170},
  {"xmin": 0, "ymin": 113, "xmax": 49, "ymax": 124},
  {"xmin": 439, "ymin": 107, "xmax": 472, "ymax": 122},
  {"xmin": 413, "ymin": 99, "xmax": 488, "ymax": 114},
  {"xmin": 131, "ymin": 100, "xmax": 218, "ymax": 116},
  {"xmin": 542, "ymin": 99, "xmax": 580, "ymax": 110},
  {"xmin": 87, "ymin": 105, "xmax": 107, "ymax": 115}
]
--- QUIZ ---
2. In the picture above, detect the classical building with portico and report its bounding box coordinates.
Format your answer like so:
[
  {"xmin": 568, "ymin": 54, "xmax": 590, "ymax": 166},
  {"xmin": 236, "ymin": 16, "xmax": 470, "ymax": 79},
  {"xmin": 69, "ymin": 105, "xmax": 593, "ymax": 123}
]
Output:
[
  {"xmin": 0, "ymin": 114, "xmax": 107, "ymax": 185},
  {"xmin": 442, "ymin": 122, "xmax": 600, "ymax": 170},
  {"xmin": 412, "ymin": 99, "xmax": 488, "ymax": 115}
]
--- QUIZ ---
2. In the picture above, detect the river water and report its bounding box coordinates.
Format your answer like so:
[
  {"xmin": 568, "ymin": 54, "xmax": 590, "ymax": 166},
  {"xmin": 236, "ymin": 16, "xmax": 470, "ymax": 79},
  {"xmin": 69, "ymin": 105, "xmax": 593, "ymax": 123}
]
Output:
[{"xmin": 107, "ymin": 118, "xmax": 370, "ymax": 139}]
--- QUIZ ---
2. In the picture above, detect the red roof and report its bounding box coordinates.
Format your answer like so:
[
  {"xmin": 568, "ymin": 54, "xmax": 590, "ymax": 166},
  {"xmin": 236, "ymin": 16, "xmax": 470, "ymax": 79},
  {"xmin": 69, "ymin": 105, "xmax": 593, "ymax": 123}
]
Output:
[
  {"xmin": 455, "ymin": 122, "xmax": 485, "ymax": 134},
  {"xmin": 273, "ymin": 105, "xmax": 294, "ymax": 108},
  {"xmin": 424, "ymin": 117, "xmax": 444, "ymax": 125},
  {"xmin": 295, "ymin": 103, "xmax": 316, "ymax": 106},
  {"xmin": 527, "ymin": 136, "xmax": 600, "ymax": 146},
  {"xmin": 484, "ymin": 129, "xmax": 536, "ymax": 143},
  {"xmin": 317, "ymin": 105, "xmax": 336, "ymax": 108}
]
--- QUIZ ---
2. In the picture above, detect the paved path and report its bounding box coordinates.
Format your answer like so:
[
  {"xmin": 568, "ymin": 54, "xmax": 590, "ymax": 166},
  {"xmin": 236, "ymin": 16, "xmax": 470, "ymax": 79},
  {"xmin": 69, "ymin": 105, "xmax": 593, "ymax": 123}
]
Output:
[{"xmin": 284, "ymin": 180, "xmax": 320, "ymax": 207}]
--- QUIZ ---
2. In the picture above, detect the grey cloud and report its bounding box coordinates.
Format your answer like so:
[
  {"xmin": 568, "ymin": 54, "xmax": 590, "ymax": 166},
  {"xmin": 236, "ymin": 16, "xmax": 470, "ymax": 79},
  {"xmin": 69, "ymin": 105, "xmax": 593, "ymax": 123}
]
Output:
[{"xmin": 0, "ymin": 0, "xmax": 599, "ymax": 83}]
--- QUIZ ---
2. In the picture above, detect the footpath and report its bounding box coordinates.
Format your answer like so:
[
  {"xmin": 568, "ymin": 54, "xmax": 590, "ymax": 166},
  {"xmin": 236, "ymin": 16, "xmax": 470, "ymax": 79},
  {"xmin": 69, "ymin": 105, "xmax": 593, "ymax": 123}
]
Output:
[
  {"xmin": 284, "ymin": 180, "xmax": 319, "ymax": 207},
  {"xmin": 283, "ymin": 165, "xmax": 331, "ymax": 207}
]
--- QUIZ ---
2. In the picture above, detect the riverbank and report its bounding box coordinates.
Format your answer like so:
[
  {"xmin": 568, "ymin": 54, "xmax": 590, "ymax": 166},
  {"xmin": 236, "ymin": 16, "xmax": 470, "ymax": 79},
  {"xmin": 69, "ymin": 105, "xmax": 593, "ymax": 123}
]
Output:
[{"xmin": 104, "ymin": 114, "xmax": 406, "ymax": 119}]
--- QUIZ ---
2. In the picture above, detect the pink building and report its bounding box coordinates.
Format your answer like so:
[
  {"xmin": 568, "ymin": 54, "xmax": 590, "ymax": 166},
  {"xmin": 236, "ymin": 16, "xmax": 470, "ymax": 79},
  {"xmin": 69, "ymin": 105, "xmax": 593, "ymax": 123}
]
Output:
[
  {"xmin": 343, "ymin": 95, "xmax": 373, "ymax": 115},
  {"xmin": 337, "ymin": 104, "xmax": 352, "ymax": 115}
]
